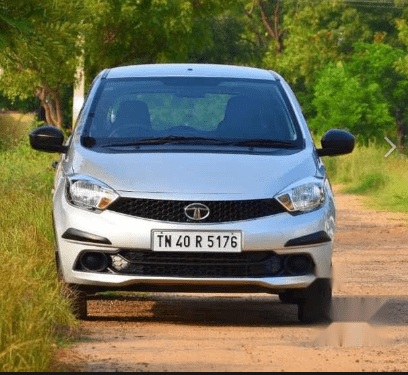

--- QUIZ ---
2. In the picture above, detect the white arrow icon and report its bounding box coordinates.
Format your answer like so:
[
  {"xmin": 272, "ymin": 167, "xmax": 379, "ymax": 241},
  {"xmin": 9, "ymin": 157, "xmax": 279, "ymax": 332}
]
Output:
[{"xmin": 384, "ymin": 137, "xmax": 396, "ymax": 158}]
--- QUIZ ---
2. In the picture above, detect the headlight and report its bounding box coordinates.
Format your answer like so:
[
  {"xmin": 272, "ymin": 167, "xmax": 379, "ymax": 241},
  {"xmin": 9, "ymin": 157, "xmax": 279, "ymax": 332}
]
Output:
[
  {"xmin": 66, "ymin": 175, "xmax": 119, "ymax": 211},
  {"xmin": 275, "ymin": 178, "xmax": 325, "ymax": 213}
]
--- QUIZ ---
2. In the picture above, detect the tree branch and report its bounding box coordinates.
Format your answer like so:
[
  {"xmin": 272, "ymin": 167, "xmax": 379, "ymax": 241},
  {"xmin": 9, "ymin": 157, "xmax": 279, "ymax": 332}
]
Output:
[
  {"xmin": 244, "ymin": 9, "xmax": 265, "ymax": 49},
  {"xmin": 37, "ymin": 87, "xmax": 54, "ymax": 126},
  {"xmin": 258, "ymin": 0, "xmax": 276, "ymax": 39},
  {"xmin": 258, "ymin": 0, "xmax": 283, "ymax": 54}
]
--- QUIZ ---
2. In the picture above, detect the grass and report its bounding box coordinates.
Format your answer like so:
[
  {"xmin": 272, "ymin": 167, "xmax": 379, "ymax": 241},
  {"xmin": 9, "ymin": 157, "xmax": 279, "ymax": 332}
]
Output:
[
  {"xmin": 322, "ymin": 140, "xmax": 408, "ymax": 213},
  {"xmin": 0, "ymin": 112, "xmax": 37, "ymax": 151},
  {"xmin": 0, "ymin": 113, "xmax": 77, "ymax": 371}
]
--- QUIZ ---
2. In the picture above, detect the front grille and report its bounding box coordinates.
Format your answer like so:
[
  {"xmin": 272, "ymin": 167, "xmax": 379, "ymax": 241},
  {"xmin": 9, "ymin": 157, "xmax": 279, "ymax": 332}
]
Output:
[
  {"xmin": 107, "ymin": 198, "xmax": 285, "ymax": 223},
  {"xmin": 107, "ymin": 251, "xmax": 313, "ymax": 278}
]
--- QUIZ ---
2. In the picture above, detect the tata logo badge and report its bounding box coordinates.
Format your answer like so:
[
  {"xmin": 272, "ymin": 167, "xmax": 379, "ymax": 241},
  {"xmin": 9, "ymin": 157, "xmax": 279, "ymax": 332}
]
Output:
[{"xmin": 184, "ymin": 203, "xmax": 210, "ymax": 221}]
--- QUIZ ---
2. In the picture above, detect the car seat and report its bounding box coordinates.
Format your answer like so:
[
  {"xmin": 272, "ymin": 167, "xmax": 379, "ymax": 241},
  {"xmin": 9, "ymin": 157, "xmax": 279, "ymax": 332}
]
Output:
[
  {"xmin": 114, "ymin": 100, "xmax": 151, "ymax": 129},
  {"xmin": 217, "ymin": 96, "xmax": 262, "ymax": 138}
]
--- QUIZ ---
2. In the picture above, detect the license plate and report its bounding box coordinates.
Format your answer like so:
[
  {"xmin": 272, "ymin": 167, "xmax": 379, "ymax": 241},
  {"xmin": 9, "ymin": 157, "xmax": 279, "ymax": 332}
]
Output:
[{"xmin": 152, "ymin": 231, "xmax": 242, "ymax": 252}]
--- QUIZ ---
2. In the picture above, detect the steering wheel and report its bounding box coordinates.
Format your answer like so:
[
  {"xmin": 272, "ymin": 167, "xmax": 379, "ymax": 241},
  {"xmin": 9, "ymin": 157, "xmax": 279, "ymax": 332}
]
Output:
[{"xmin": 109, "ymin": 124, "xmax": 151, "ymax": 138}]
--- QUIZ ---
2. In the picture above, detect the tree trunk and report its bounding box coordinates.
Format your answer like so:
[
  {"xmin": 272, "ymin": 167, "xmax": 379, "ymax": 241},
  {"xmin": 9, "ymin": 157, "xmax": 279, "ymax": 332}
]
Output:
[
  {"xmin": 52, "ymin": 89, "xmax": 64, "ymax": 129},
  {"xmin": 396, "ymin": 109, "xmax": 406, "ymax": 152},
  {"xmin": 36, "ymin": 86, "xmax": 64, "ymax": 129},
  {"xmin": 258, "ymin": 0, "xmax": 283, "ymax": 54},
  {"xmin": 273, "ymin": 1, "xmax": 283, "ymax": 54},
  {"xmin": 37, "ymin": 87, "xmax": 54, "ymax": 126}
]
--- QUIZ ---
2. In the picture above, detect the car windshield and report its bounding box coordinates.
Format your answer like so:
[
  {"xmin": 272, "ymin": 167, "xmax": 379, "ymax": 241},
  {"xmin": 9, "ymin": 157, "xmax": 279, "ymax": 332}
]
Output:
[{"xmin": 83, "ymin": 77, "xmax": 303, "ymax": 148}]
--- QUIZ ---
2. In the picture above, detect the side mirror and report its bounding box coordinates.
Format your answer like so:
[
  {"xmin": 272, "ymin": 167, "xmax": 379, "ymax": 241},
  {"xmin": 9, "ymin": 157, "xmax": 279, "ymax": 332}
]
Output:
[
  {"xmin": 317, "ymin": 129, "xmax": 355, "ymax": 157},
  {"xmin": 29, "ymin": 126, "xmax": 68, "ymax": 153}
]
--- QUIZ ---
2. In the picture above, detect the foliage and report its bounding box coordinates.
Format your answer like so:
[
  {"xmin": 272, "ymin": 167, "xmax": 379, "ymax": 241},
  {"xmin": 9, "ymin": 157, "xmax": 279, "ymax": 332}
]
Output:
[
  {"xmin": 0, "ymin": 115, "xmax": 77, "ymax": 371},
  {"xmin": 1, "ymin": 0, "xmax": 407, "ymax": 137},
  {"xmin": 0, "ymin": 0, "xmax": 31, "ymax": 48},
  {"xmin": 266, "ymin": 0, "xmax": 371, "ymax": 84},
  {"xmin": 312, "ymin": 42, "xmax": 408, "ymax": 146},
  {"xmin": 0, "ymin": 0, "xmax": 86, "ymax": 128},
  {"xmin": 395, "ymin": 18, "xmax": 408, "ymax": 75},
  {"xmin": 254, "ymin": 0, "xmax": 372, "ymax": 119},
  {"xmin": 310, "ymin": 62, "xmax": 394, "ymax": 141},
  {"xmin": 187, "ymin": 13, "xmax": 256, "ymax": 65},
  {"xmin": 82, "ymin": 0, "xmax": 236, "ymax": 86},
  {"xmin": 347, "ymin": 0, "xmax": 405, "ymax": 47},
  {"xmin": 0, "ymin": 94, "xmax": 40, "ymax": 114}
]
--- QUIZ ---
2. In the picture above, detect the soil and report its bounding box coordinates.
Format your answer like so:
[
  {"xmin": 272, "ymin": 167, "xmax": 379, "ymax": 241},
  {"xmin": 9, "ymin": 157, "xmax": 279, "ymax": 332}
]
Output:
[{"xmin": 53, "ymin": 186, "xmax": 408, "ymax": 372}]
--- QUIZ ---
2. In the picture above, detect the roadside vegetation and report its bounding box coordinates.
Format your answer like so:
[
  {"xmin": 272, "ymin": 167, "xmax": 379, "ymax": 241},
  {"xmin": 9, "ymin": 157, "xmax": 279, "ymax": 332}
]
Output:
[
  {"xmin": 0, "ymin": 112, "xmax": 35, "ymax": 150},
  {"xmin": 322, "ymin": 142, "xmax": 408, "ymax": 213},
  {"xmin": 0, "ymin": 113, "xmax": 76, "ymax": 371}
]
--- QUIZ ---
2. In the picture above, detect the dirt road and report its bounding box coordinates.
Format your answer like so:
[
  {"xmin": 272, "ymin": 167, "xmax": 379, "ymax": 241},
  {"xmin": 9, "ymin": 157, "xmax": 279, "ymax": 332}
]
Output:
[{"xmin": 55, "ymin": 187, "xmax": 408, "ymax": 372}]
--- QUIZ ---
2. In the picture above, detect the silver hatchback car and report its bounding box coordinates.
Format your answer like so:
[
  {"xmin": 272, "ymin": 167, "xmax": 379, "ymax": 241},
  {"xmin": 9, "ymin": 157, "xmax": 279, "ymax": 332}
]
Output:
[{"xmin": 30, "ymin": 64, "xmax": 354, "ymax": 322}]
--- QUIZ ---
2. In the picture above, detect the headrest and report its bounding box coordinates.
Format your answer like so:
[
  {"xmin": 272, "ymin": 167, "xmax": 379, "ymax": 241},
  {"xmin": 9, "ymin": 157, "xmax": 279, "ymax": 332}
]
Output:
[{"xmin": 115, "ymin": 100, "xmax": 151, "ymax": 126}]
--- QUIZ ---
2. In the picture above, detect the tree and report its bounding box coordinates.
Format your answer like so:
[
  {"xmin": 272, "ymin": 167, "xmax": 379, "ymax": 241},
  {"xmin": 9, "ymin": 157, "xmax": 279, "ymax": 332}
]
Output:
[
  {"xmin": 187, "ymin": 14, "xmax": 255, "ymax": 65},
  {"xmin": 311, "ymin": 62, "xmax": 393, "ymax": 141},
  {"xmin": 0, "ymin": 0, "xmax": 86, "ymax": 129},
  {"xmin": 350, "ymin": 42, "xmax": 408, "ymax": 150},
  {"xmin": 0, "ymin": 0, "xmax": 243, "ymax": 128},
  {"xmin": 247, "ymin": 0, "xmax": 371, "ymax": 119},
  {"xmin": 82, "ymin": 0, "xmax": 237, "ymax": 86},
  {"xmin": 312, "ymin": 42, "xmax": 408, "ymax": 149},
  {"xmin": 347, "ymin": 0, "xmax": 405, "ymax": 47},
  {"xmin": 271, "ymin": 0, "xmax": 371, "ymax": 85},
  {"xmin": 243, "ymin": 0, "xmax": 286, "ymax": 55},
  {"xmin": 390, "ymin": 18, "xmax": 408, "ymax": 149}
]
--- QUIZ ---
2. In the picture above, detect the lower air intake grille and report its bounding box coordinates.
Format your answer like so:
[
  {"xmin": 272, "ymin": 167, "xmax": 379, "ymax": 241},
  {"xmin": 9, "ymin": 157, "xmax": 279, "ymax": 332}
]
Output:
[{"xmin": 108, "ymin": 251, "xmax": 313, "ymax": 278}]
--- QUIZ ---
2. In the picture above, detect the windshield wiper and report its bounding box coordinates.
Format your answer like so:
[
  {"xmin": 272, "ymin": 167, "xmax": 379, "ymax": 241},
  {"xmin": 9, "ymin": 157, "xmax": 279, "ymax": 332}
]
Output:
[
  {"xmin": 100, "ymin": 137, "xmax": 297, "ymax": 148},
  {"xmin": 101, "ymin": 136, "xmax": 233, "ymax": 147},
  {"xmin": 165, "ymin": 136, "xmax": 233, "ymax": 145},
  {"xmin": 231, "ymin": 139, "xmax": 297, "ymax": 148}
]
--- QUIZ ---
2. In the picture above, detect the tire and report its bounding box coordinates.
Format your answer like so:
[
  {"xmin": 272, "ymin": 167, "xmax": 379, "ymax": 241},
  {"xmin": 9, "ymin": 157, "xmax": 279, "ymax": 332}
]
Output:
[
  {"xmin": 62, "ymin": 284, "xmax": 88, "ymax": 320},
  {"xmin": 297, "ymin": 279, "xmax": 332, "ymax": 324},
  {"xmin": 56, "ymin": 251, "xmax": 88, "ymax": 319},
  {"xmin": 278, "ymin": 291, "xmax": 298, "ymax": 304},
  {"xmin": 55, "ymin": 250, "xmax": 64, "ymax": 283}
]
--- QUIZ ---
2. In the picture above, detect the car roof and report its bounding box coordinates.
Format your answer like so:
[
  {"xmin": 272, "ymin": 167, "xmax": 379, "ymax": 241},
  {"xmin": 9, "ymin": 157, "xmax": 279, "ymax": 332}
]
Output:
[{"xmin": 105, "ymin": 64, "xmax": 277, "ymax": 81}]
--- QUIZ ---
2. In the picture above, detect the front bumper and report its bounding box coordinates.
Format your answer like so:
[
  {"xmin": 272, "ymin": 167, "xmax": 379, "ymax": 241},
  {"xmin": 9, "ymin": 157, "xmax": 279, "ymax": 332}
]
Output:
[{"xmin": 54, "ymin": 182, "xmax": 335, "ymax": 293}]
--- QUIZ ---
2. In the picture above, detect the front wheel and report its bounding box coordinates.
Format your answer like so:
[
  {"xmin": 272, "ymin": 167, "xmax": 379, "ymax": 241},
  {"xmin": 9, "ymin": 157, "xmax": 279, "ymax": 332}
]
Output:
[
  {"xmin": 297, "ymin": 279, "xmax": 332, "ymax": 324},
  {"xmin": 57, "ymin": 251, "xmax": 87, "ymax": 319},
  {"xmin": 61, "ymin": 284, "xmax": 88, "ymax": 320},
  {"xmin": 278, "ymin": 291, "xmax": 298, "ymax": 304}
]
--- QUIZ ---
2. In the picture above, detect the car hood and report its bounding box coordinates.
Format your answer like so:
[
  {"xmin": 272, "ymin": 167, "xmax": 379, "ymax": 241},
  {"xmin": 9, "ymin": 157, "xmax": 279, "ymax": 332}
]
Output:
[{"xmin": 69, "ymin": 148, "xmax": 318, "ymax": 200}]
